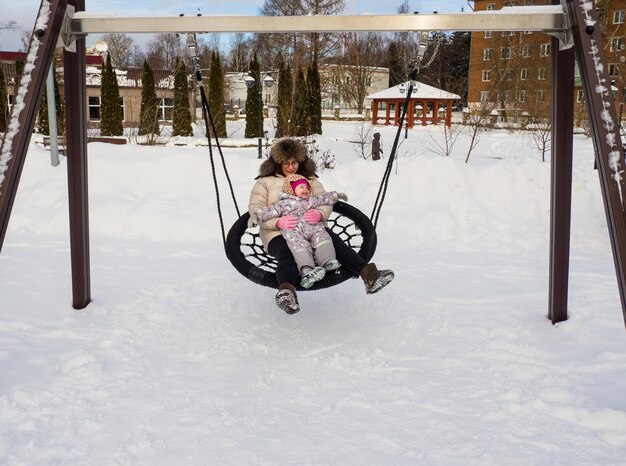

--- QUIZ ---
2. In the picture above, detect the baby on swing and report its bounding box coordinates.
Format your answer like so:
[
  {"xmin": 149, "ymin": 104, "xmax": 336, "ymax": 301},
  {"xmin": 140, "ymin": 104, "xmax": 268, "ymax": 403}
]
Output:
[{"xmin": 254, "ymin": 174, "xmax": 348, "ymax": 289}]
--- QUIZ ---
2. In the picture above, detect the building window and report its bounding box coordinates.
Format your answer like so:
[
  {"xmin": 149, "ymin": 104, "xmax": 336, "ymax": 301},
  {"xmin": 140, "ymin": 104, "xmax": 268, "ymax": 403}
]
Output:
[
  {"xmin": 345, "ymin": 76, "xmax": 351, "ymax": 85},
  {"xmin": 538, "ymin": 67, "xmax": 548, "ymax": 80},
  {"xmin": 482, "ymin": 69, "xmax": 491, "ymax": 82},
  {"xmin": 486, "ymin": 4, "xmax": 495, "ymax": 10},
  {"xmin": 577, "ymin": 90, "xmax": 584, "ymax": 103},
  {"xmin": 614, "ymin": 10, "xmax": 625, "ymax": 24},
  {"xmin": 537, "ymin": 90, "xmax": 546, "ymax": 102},
  {"xmin": 504, "ymin": 1, "xmax": 514, "ymax": 6},
  {"xmin": 609, "ymin": 64, "xmax": 619, "ymax": 77},
  {"xmin": 505, "ymin": 69, "xmax": 513, "ymax": 81},
  {"xmin": 498, "ymin": 90, "xmax": 511, "ymax": 102},
  {"xmin": 502, "ymin": 31, "xmax": 516, "ymax": 37},
  {"xmin": 520, "ymin": 68, "xmax": 529, "ymax": 80},
  {"xmin": 480, "ymin": 90, "xmax": 491, "ymax": 102},
  {"xmin": 157, "ymin": 97, "xmax": 174, "ymax": 121},
  {"xmin": 519, "ymin": 90, "xmax": 528, "ymax": 103},
  {"xmin": 501, "ymin": 46, "xmax": 513, "ymax": 59},
  {"xmin": 540, "ymin": 43, "xmax": 550, "ymax": 57},
  {"xmin": 88, "ymin": 96, "xmax": 101, "ymax": 121},
  {"xmin": 521, "ymin": 45, "xmax": 531, "ymax": 58},
  {"xmin": 611, "ymin": 37, "xmax": 625, "ymax": 52},
  {"xmin": 523, "ymin": 31, "xmax": 533, "ymax": 35},
  {"xmin": 485, "ymin": 30, "xmax": 493, "ymax": 39},
  {"xmin": 8, "ymin": 94, "xmax": 15, "ymax": 113},
  {"xmin": 484, "ymin": 48, "xmax": 493, "ymax": 60}
]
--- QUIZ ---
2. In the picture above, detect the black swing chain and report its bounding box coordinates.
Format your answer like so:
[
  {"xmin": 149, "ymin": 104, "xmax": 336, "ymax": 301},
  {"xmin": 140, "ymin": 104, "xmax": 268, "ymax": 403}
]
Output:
[
  {"xmin": 370, "ymin": 31, "xmax": 432, "ymax": 228},
  {"xmin": 188, "ymin": 34, "xmax": 241, "ymax": 247}
]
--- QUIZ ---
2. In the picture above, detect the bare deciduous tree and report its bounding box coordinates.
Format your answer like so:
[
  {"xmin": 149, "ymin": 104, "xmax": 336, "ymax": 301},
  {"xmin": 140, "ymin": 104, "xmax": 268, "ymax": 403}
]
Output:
[
  {"xmin": 352, "ymin": 119, "xmax": 373, "ymax": 159},
  {"xmin": 464, "ymin": 101, "xmax": 495, "ymax": 164},
  {"xmin": 529, "ymin": 117, "xmax": 552, "ymax": 162},
  {"xmin": 146, "ymin": 33, "xmax": 182, "ymax": 70},
  {"xmin": 427, "ymin": 123, "xmax": 462, "ymax": 158},
  {"xmin": 227, "ymin": 34, "xmax": 250, "ymax": 72},
  {"xmin": 256, "ymin": 0, "xmax": 345, "ymax": 68},
  {"xmin": 101, "ymin": 33, "xmax": 134, "ymax": 68},
  {"xmin": 328, "ymin": 32, "xmax": 385, "ymax": 113}
]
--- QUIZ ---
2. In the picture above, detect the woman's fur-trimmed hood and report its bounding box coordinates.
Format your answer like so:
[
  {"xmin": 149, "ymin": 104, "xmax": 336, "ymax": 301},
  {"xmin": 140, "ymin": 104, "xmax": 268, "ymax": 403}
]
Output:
[{"xmin": 257, "ymin": 138, "xmax": 318, "ymax": 179}]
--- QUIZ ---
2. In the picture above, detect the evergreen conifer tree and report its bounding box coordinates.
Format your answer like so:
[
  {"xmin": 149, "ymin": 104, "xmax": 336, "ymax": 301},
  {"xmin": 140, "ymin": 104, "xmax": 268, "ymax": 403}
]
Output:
[
  {"xmin": 207, "ymin": 50, "xmax": 227, "ymax": 138},
  {"xmin": 14, "ymin": 58, "xmax": 24, "ymax": 88},
  {"xmin": 244, "ymin": 53, "xmax": 262, "ymax": 139},
  {"xmin": 172, "ymin": 57, "xmax": 193, "ymax": 137},
  {"xmin": 309, "ymin": 61, "xmax": 322, "ymax": 135},
  {"xmin": 37, "ymin": 86, "xmax": 49, "ymax": 135},
  {"xmin": 387, "ymin": 42, "xmax": 403, "ymax": 87},
  {"xmin": 275, "ymin": 54, "xmax": 292, "ymax": 138},
  {"xmin": 305, "ymin": 65, "xmax": 315, "ymax": 136},
  {"xmin": 0, "ymin": 66, "xmax": 7, "ymax": 133},
  {"xmin": 100, "ymin": 53, "xmax": 123, "ymax": 136},
  {"xmin": 138, "ymin": 60, "xmax": 159, "ymax": 136},
  {"xmin": 291, "ymin": 66, "xmax": 307, "ymax": 137}
]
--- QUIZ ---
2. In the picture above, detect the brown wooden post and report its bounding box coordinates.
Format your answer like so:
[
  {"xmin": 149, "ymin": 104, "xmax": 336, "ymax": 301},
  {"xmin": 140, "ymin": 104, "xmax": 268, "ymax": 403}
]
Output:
[
  {"xmin": 421, "ymin": 99, "xmax": 427, "ymax": 126},
  {"xmin": 64, "ymin": 0, "xmax": 91, "ymax": 309},
  {"xmin": 408, "ymin": 100, "xmax": 415, "ymax": 129},
  {"xmin": 385, "ymin": 102, "xmax": 390, "ymax": 125},
  {"xmin": 394, "ymin": 100, "xmax": 401, "ymax": 126},
  {"xmin": 0, "ymin": 0, "xmax": 69, "ymax": 252},
  {"xmin": 446, "ymin": 101, "xmax": 452, "ymax": 127},
  {"xmin": 567, "ymin": 0, "xmax": 626, "ymax": 327},
  {"xmin": 549, "ymin": 35, "xmax": 575, "ymax": 324},
  {"xmin": 372, "ymin": 100, "xmax": 378, "ymax": 125}
]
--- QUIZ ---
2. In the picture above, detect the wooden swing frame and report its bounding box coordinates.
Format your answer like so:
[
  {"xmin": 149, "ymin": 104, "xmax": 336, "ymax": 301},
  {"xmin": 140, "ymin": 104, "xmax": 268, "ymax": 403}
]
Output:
[{"xmin": 1, "ymin": 0, "xmax": 625, "ymax": 330}]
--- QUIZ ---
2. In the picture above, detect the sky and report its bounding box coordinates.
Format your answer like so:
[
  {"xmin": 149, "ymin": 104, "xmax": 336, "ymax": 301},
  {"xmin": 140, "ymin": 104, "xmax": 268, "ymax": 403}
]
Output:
[
  {"xmin": 0, "ymin": 0, "xmax": 467, "ymax": 52},
  {"xmin": 1, "ymin": 116, "xmax": 626, "ymax": 464}
]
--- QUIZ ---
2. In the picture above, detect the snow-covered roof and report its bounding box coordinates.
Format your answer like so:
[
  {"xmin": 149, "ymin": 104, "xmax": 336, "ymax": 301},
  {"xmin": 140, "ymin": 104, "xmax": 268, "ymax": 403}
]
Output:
[{"xmin": 367, "ymin": 81, "xmax": 461, "ymax": 101}]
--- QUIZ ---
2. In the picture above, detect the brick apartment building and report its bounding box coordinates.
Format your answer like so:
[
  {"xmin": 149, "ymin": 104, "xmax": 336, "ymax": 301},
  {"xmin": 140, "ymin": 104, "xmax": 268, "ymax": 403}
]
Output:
[{"xmin": 468, "ymin": 0, "xmax": 626, "ymax": 124}]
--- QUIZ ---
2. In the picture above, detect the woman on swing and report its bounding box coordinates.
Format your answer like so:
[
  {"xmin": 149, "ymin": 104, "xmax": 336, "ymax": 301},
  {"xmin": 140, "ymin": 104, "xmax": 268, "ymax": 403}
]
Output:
[{"xmin": 248, "ymin": 138, "xmax": 394, "ymax": 315}]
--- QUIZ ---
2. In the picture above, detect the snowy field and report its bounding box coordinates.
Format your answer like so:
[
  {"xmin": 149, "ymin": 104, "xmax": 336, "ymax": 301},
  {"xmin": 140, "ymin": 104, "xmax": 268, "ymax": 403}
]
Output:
[{"xmin": 1, "ymin": 119, "xmax": 625, "ymax": 465}]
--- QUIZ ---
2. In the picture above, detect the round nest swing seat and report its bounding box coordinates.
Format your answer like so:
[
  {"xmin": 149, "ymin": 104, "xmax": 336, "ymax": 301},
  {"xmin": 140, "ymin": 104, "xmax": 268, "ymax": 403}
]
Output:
[{"xmin": 225, "ymin": 201, "xmax": 377, "ymax": 291}]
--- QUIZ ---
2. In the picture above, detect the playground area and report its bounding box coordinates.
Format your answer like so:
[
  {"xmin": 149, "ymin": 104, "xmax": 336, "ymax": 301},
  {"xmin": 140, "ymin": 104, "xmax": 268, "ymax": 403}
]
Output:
[{"xmin": 0, "ymin": 120, "xmax": 625, "ymax": 464}]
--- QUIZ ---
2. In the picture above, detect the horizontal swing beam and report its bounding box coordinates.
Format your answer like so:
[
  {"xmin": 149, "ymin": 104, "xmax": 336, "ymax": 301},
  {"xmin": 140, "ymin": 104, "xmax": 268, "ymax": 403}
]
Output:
[{"xmin": 67, "ymin": 6, "xmax": 567, "ymax": 36}]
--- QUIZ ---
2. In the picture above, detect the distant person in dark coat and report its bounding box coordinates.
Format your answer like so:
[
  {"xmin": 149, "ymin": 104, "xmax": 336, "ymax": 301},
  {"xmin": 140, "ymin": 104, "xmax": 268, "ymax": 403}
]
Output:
[{"xmin": 372, "ymin": 132, "xmax": 383, "ymax": 160}]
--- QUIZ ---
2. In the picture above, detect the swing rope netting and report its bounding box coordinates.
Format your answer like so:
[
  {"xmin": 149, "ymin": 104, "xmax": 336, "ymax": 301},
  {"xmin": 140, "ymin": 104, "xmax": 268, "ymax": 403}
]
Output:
[{"xmin": 191, "ymin": 31, "xmax": 426, "ymax": 290}]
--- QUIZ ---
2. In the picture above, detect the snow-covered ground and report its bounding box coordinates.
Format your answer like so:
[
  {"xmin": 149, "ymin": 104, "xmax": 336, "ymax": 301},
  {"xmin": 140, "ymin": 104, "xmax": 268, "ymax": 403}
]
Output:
[{"xmin": 1, "ymin": 120, "xmax": 625, "ymax": 465}]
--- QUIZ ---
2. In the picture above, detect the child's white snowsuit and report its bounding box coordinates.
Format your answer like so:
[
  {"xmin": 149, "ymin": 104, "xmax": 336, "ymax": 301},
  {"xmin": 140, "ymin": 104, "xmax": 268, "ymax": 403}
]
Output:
[{"xmin": 255, "ymin": 192, "xmax": 341, "ymax": 273}]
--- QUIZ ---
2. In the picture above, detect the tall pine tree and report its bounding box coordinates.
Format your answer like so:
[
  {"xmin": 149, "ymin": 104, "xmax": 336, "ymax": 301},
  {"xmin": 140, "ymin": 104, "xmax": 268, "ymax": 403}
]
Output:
[
  {"xmin": 275, "ymin": 54, "xmax": 292, "ymax": 138},
  {"xmin": 14, "ymin": 58, "xmax": 24, "ymax": 89},
  {"xmin": 291, "ymin": 66, "xmax": 307, "ymax": 137},
  {"xmin": 387, "ymin": 42, "xmax": 403, "ymax": 87},
  {"xmin": 100, "ymin": 53, "xmax": 123, "ymax": 136},
  {"xmin": 207, "ymin": 50, "xmax": 227, "ymax": 138},
  {"xmin": 172, "ymin": 57, "xmax": 193, "ymax": 137},
  {"xmin": 0, "ymin": 66, "xmax": 7, "ymax": 133},
  {"xmin": 138, "ymin": 60, "xmax": 159, "ymax": 136},
  {"xmin": 308, "ymin": 61, "xmax": 322, "ymax": 135},
  {"xmin": 244, "ymin": 53, "xmax": 262, "ymax": 139}
]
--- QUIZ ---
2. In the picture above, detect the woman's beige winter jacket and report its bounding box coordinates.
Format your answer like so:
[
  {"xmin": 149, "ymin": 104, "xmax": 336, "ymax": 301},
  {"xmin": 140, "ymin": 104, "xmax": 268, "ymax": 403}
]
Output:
[{"xmin": 248, "ymin": 175, "xmax": 332, "ymax": 251}]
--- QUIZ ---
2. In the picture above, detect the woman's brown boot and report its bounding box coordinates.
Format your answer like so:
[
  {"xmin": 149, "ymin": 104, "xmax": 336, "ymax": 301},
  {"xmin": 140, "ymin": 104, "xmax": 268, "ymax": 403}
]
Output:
[
  {"xmin": 275, "ymin": 283, "xmax": 300, "ymax": 314},
  {"xmin": 360, "ymin": 263, "xmax": 394, "ymax": 294}
]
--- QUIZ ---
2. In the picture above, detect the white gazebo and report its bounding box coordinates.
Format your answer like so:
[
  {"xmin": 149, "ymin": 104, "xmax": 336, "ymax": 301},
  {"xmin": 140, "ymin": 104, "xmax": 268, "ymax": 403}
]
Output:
[{"xmin": 367, "ymin": 81, "xmax": 461, "ymax": 128}]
